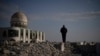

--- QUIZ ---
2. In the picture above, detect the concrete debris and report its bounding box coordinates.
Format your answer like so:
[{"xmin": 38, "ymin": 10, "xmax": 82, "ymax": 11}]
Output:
[{"xmin": 0, "ymin": 41, "xmax": 73, "ymax": 56}]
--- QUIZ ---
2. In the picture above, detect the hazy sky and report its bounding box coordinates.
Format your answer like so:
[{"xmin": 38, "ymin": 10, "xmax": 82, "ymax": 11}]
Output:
[{"xmin": 0, "ymin": 0, "xmax": 100, "ymax": 42}]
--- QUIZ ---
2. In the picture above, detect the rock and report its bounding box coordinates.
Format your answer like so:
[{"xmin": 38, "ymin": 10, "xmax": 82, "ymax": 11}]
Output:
[
  {"xmin": 10, "ymin": 51, "xmax": 16, "ymax": 56},
  {"xmin": 0, "ymin": 41, "xmax": 73, "ymax": 56},
  {"xmin": 3, "ymin": 49, "xmax": 10, "ymax": 54}
]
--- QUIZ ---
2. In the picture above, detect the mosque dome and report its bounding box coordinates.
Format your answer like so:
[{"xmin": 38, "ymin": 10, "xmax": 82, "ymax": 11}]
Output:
[{"xmin": 10, "ymin": 12, "xmax": 28, "ymax": 28}]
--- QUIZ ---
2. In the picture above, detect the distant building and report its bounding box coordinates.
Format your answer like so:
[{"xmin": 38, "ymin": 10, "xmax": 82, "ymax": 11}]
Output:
[
  {"xmin": 71, "ymin": 42, "xmax": 96, "ymax": 56},
  {"xmin": 0, "ymin": 12, "xmax": 45, "ymax": 43},
  {"xmin": 96, "ymin": 43, "xmax": 100, "ymax": 56},
  {"xmin": 76, "ymin": 41, "xmax": 96, "ymax": 46}
]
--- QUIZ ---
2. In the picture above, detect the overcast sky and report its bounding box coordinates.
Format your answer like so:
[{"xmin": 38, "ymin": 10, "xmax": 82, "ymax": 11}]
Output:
[{"xmin": 0, "ymin": 0, "xmax": 100, "ymax": 42}]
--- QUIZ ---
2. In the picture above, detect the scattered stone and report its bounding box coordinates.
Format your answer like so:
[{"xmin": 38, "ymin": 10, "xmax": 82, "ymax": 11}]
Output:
[
  {"xmin": 10, "ymin": 51, "xmax": 16, "ymax": 56},
  {"xmin": 0, "ymin": 41, "xmax": 73, "ymax": 56},
  {"xmin": 3, "ymin": 49, "xmax": 10, "ymax": 54}
]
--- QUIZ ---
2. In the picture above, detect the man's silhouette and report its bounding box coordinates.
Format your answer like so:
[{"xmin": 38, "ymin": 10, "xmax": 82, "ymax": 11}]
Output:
[{"xmin": 60, "ymin": 25, "xmax": 67, "ymax": 43}]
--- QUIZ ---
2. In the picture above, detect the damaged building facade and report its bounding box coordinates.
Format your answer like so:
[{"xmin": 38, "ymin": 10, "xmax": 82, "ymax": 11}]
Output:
[{"xmin": 0, "ymin": 12, "xmax": 45, "ymax": 43}]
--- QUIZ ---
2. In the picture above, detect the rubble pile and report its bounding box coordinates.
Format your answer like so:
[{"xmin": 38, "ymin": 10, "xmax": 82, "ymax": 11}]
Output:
[{"xmin": 0, "ymin": 41, "xmax": 73, "ymax": 56}]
